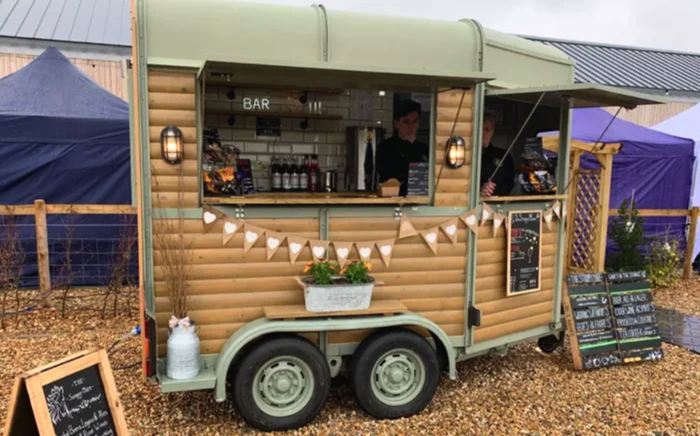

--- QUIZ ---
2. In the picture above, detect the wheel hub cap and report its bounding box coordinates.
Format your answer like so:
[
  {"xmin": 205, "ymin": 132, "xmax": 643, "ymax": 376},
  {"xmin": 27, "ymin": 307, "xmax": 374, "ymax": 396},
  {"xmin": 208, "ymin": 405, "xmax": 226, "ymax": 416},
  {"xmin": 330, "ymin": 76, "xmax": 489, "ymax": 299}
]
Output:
[
  {"xmin": 253, "ymin": 357, "xmax": 314, "ymax": 417},
  {"xmin": 371, "ymin": 349, "xmax": 426, "ymax": 406}
]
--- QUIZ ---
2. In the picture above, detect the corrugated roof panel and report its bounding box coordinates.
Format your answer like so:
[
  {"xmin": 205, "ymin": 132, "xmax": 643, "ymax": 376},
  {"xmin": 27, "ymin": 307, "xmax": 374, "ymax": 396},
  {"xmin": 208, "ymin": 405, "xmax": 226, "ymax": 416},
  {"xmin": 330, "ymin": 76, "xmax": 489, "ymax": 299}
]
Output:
[
  {"xmin": 68, "ymin": 0, "xmax": 94, "ymax": 42},
  {"xmin": 33, "ymin": 0, "xmax": 66, "ymax": 40},
  {"xmin": 0, "ymin": 0, "xmax": 20, "ymax": 33},
  {"xmin": 52, "ymin": 0, "xmax": 80, "ymax": 41},
  {"xmin": 528, "ymin": 36, "xmax": 700, "ymax": 93},
  {"xmin": 86, "ymin": 0, "xmax": 109, "ymax": 44},
  {"xmin": 1, "ymin": 0, "xmax": 33, "ymax": 36},
  {"xmin": 102, "ymin": 0, "xmax": 123, "ymax": 45},
  {"xmin": 15, "ymin": 0, "xmax": 51, "ymax": 38}
]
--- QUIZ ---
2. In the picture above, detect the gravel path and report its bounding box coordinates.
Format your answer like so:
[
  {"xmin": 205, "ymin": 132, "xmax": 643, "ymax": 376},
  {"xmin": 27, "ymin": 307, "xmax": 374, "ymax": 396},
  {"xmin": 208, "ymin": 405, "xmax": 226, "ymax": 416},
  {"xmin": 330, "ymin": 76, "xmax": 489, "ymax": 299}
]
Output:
[{"xmin": 2, "ymin": 284, "xmax": 699, "ymax": 436}]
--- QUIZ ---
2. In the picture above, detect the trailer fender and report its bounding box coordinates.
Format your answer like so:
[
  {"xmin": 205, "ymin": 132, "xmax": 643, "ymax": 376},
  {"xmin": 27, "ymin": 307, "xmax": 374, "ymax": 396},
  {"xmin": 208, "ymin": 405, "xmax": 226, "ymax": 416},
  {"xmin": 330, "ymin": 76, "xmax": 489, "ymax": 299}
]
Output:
[{"xmin": 213, "ymin": 313, "xmax": 456, "ymax": 402}]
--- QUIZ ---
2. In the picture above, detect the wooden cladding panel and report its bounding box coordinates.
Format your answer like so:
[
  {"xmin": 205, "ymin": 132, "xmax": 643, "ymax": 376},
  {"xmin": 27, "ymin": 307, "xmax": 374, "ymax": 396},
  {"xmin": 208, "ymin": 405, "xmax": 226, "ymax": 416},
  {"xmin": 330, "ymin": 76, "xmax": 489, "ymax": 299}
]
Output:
[
  {"xmin": 472, "ymin": 221, "xmax": 560, "ymax": 343},
  {"xmin": 434, "ymin": 89, "xmax": 474, "ymax": 208},
  {"xmin": 153, "ymin": 215, "xmax": 469, "ymax": 355},
  {"xmin": 147, "ymin": 69, "xmax": 199, "ymax": 209}
]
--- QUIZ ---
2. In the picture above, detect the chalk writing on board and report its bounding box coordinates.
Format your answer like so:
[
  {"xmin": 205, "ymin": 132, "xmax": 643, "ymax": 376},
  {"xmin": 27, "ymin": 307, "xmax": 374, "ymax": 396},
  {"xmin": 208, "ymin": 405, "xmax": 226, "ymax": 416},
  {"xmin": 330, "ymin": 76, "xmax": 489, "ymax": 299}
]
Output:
[
  {"xmin": 607, "ymin": 271, "xmax": 647, "ymax": 281},
  {"xmin": 576, "ymin": 318, "xmax": 612, "ymax": 332},
  {"xmin": 583, "ymin": 352, "xmax": 620, "ymax": 370},
  {"xmin": 574, "ymin": 307, "xmax": 610, "ymax": 321},
  {"xmin": 508, "ymin": 211, "xmax": 541, "ymax": 295},
  {"xmin": 571, "ymin": 294, "xmax": 609, "ymax": 309},
  {"xmin": 578, "ymin": 330, "xmax": 616, "ymax": 345},
  {"xmin": 613, "ymin": 303, "xmax": 655, "ymax": 317},
  {"xmin": 567, "ymin": 273, "xmax": 605, "ymax": 284},
  {"xmin": 615, "ymin": 314, "xmax": 657, "ymax": 328},
  {"xmin": 618, "ymin": 326, "xmax": 659, "ymax": 340},
  {"xmin": 612, "ymin": 292, "xmax": 653, "ymax": 305}
]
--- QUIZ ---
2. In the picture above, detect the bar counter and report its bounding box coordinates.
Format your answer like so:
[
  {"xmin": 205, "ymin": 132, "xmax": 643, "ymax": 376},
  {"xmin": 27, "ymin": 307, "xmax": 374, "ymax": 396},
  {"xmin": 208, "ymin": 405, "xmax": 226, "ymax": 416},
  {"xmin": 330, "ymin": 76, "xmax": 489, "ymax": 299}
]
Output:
[{"xmin": 204, "ymin": 192, "xmax": 430, "ymax": 205}]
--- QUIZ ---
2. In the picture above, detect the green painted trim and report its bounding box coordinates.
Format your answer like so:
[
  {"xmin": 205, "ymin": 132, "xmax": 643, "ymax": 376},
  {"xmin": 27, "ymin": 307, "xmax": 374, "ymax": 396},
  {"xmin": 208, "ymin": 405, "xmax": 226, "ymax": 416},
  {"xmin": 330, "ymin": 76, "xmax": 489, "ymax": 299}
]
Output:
[
  {"xmin": 320, "ymin": 209, "xmax": 329, "ymax": 240},
  {"xmin": 158, "ymin": 355, "xmax": 218, "ymax": 392},
  {"xmin": 137, "ymin": 0, "xmax": 155, "ymax": 319},
  {"xmin": 206, "ymin": 204, "xmax": 472, "ymax": 219},
  {"xmin": 466, "ymin": 82, "xmax": 485, "ymax": 348},
  {"xmin": 147, "ymin": 58, "xmax": 204, "ymax": 70},
  {"xmin": 212, "ymin": 313, "xmax": 456, "ymax": 402},
  {"xmin": 610, "ymin": 289, "xmax": 651, "ymax": 295},
  {"xmin": 571, "ymin": 292, "xmax": 607, "ymax": 297},
  {"xmin": 465, "ymin": 323, "xmax": 562, "ymax": 355},
  {"xmin": 619, "ymin": 336, "xmax": 661, "ymax": 343},
  {"xmin": 579, "ymin": 340, "xmax": 617, "ymax": 350},
  {"xmin": 196, "ymin": 76, "xmax": 203, "ymax": 207},
  {"xmin": 127, "ymin": 68, "xmax": 136, "ymax": 208},
  {"xmin": 428, "ymin": 90, "xmax": 437, "ymax": 205},
  {"xmin": 552, "ymin": 98, "xmax": 572, "ymax": 326}
]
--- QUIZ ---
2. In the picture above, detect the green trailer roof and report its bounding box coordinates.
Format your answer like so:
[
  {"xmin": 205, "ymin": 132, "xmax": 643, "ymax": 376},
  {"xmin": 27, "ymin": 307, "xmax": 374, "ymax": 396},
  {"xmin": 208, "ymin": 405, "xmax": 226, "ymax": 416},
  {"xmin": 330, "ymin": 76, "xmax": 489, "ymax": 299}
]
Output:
[{"xmin": 141, "ymin": 0, "xmax": 576, "ymax": 89}]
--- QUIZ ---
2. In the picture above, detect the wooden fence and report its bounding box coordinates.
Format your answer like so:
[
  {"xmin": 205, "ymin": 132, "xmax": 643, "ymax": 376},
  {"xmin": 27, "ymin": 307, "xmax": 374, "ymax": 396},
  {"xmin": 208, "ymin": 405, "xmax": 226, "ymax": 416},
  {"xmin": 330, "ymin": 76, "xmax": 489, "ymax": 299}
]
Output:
[
  {"xmin": 609, "ymin": 207, "xmax": 699, "ymax": 280},
  {"xmin": 1, "ymin": 200, "xmax": 137, "ymax": 305}
]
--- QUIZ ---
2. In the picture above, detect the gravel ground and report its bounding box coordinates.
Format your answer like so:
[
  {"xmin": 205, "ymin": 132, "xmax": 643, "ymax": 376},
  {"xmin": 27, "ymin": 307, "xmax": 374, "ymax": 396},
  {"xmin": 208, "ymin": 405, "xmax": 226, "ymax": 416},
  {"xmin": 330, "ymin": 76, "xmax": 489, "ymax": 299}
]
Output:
[{"xmin": 2, "ymin": 283, "xmax": 700, "ymax": 436}]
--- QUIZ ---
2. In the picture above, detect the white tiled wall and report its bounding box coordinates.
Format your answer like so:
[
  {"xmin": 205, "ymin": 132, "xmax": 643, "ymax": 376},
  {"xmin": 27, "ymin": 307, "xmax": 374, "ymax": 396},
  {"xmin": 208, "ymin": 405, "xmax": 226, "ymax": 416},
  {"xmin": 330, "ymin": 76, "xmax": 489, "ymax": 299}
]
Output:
[{"xmin": 204, "ymin": 86, "xmax": 394, "ymax": 192}]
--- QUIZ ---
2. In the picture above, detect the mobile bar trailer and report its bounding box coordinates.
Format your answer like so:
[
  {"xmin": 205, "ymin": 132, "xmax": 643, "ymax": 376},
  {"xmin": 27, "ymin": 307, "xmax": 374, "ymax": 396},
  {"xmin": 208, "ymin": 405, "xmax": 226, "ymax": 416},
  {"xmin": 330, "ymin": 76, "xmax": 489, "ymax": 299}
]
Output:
[{"xmin": 128, "ymin": 0, "xmax": 666, "ymax": 431}]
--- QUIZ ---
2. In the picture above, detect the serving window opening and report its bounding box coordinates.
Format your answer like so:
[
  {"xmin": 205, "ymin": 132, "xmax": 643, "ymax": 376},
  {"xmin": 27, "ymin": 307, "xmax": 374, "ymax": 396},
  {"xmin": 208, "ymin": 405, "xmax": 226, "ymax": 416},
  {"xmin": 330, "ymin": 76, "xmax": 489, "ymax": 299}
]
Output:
[{"xmin": 199, "ymin": 71, "xmax": 438, "ymax": 206}]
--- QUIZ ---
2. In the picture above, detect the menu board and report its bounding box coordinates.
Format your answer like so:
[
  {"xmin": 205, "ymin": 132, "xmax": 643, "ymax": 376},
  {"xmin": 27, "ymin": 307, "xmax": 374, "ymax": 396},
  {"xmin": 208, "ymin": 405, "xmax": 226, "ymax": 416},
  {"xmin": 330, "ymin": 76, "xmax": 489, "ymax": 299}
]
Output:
[
  {"xmin": 507, "ymin": 211, "xmax": 542, "ymax": 296},
  {"xmin": 563, "ymin": 271, "xmax": 664, "ymax": 371},
  {"xmin": 3, "ymin": 349, "xmax": 128, "ymax": 436},
  {"xmin": 407, "ymin": 162, "xmax": 429, "ymax": 196},
  {"xmin": 43, "ymin": 365, "xmax": 117, "ymax": 436},
  {"xmin": 256, "ymin": 116, "xmax": 281, "ymax": 138}
]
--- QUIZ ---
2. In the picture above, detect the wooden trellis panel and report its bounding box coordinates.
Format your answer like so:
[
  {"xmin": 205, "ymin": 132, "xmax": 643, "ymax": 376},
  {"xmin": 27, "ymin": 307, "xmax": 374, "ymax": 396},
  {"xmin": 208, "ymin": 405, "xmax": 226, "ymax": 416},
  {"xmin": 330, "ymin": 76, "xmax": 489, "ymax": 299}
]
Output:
[{"xmin": 568, "ymin": 169, "xmax": 602, "ymax": 272}]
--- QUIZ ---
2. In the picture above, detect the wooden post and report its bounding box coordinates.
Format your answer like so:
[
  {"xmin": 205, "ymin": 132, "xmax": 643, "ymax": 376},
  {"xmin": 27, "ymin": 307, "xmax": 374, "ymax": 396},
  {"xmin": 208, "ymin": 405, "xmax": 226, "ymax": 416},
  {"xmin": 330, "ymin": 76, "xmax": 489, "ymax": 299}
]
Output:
[
  {"xmin": 684, "ymin": 206, "xmax": 699, "ymax": 280},
  {"xmin": 595, "ymin": 154, "xmax": 614, "ymax": 271},
  {"xmin": 565, "ymin": 151, "xmax": 581, "ymax": 272},
  {"xmin": 34, "ymin": 200, "xmax": 52, "ymax": 307}
]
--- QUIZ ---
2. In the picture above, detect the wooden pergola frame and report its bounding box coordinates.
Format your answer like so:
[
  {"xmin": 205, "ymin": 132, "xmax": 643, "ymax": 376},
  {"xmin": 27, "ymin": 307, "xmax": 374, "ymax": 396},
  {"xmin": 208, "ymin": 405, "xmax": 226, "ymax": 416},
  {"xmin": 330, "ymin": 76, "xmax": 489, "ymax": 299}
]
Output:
[{"xmin": 543, "ymin": 137, "xmax": 622, "ymax": 272}]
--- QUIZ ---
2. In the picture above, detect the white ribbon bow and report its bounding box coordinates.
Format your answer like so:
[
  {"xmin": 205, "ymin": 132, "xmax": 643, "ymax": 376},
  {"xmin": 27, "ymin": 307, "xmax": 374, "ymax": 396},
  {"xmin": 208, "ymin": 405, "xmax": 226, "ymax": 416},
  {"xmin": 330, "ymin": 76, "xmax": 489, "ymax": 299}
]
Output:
[{"xmin": 169, "ymin": 315, "xmax": 191, "ymax": 329}]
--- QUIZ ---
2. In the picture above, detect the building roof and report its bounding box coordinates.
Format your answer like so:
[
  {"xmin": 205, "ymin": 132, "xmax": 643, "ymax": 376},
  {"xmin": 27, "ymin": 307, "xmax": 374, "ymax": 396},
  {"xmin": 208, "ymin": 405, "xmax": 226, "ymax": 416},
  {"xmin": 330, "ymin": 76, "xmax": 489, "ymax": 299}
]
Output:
[
  {"xmin": 525, "ymin": 36, "xmax": 700, "ymax": 95},
  {"xmin": 0, "ymin": 0, "xmax": 130, "ymax": 47}
]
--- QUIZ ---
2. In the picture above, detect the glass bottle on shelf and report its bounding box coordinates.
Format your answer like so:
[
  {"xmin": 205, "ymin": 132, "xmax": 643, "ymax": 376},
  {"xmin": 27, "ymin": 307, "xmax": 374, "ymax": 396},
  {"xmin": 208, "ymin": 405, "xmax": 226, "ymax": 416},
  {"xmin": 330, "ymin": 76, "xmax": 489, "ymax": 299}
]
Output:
[
  {"xmin": 290, "ymin": 157, "xmax": 300, "ymax": 192},
  {"xmin": 271, "ymin": 156, "xmax": 282, "ymax": 192},
  {"xmin": 299, "ymin": 155, "xmax": 309, "ymax": 192},
  {"xmin": 282, "ymin": 157, "xmax": 292, "ymax": 192}
]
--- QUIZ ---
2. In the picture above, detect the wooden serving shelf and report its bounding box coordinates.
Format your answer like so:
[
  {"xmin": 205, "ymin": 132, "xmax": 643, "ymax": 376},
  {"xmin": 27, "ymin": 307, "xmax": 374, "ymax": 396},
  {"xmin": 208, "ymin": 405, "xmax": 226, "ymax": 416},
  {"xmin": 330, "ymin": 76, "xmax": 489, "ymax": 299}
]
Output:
[
  {"xmin": 264, "ymin": 300, "xmax": 408, "ymax": 320},
  {"xmin": 204, "ymin": 192, "xmax": 430, "ymax": 205},
  {"xmin": 484, "ymin": 195, "xmax": 569, "ymax": 202}
]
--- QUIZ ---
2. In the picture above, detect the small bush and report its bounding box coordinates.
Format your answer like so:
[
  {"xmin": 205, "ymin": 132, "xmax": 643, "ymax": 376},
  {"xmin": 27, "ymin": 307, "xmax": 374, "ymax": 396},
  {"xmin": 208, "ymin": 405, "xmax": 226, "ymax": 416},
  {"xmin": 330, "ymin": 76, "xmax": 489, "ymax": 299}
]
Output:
[
  {"xmin": 341, "ymin": 261, "xmax": 372, "ymax": 284},
  {"xmin": 645, "ymin": 228, "xmax": 683, "ymax": 289},
  {"xmin": 303, "ymin": 260, "xmax": 339, "ymax": 285},
  {"xmin": 606, "ymin": 198, "xmax": 647, "ymax": 272}
]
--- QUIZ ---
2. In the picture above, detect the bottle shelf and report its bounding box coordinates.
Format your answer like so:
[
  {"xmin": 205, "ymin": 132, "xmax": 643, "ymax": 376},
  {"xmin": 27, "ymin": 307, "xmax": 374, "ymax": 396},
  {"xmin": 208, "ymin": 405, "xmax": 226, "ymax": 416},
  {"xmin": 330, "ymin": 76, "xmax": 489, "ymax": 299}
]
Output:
[{"xmin": 206, "ymin": 109, "xmax": 344, "ymax": 120}]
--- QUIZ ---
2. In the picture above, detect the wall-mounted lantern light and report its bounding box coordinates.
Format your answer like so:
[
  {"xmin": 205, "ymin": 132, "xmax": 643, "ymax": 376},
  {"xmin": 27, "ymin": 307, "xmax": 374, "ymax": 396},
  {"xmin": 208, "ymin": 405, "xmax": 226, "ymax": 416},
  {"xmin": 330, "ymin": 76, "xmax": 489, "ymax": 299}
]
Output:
[
  {"xmin": 160, "ymin": 126, "xmax": 184, "ymax": 164},
  {"xmin": 445, "ymin": 136, "xmax": 466, "ymax": 168}
]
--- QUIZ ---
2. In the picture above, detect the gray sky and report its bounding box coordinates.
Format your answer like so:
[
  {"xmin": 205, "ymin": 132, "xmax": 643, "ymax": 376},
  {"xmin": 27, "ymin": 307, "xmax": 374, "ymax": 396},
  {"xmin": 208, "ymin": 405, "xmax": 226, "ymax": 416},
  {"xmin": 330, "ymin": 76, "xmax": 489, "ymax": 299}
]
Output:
[{"xmin": 249, "ymin": 0, "xmax": 700, "ymax": 53}]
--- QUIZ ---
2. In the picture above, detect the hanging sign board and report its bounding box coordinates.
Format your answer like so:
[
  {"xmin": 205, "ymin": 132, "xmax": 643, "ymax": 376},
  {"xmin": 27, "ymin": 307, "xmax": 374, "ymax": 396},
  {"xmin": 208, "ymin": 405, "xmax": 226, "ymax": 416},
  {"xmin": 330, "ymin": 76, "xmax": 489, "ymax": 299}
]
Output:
[
  {"xmin": 3, "ymin": 349, "xmax": 129, "ymax": 436},
  {"xmin": 507, "ymin": 211, "xmax": 542, "ymax": 296},
  {"xmin": 407, "ymin": 162, "xmax": 430, "ymax": 197}
]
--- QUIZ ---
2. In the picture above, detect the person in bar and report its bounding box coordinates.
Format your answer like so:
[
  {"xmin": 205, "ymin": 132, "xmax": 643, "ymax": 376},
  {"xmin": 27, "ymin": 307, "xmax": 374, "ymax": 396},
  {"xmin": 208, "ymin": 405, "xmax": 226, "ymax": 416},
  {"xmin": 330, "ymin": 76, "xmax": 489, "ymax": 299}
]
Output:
[
  {"xmin": 376, "ymin": 99, "xmax": 429, "ymax": 196},
  {"xmin": 480, "ymin": 109, "xmax": 515, "ymax": 198}
]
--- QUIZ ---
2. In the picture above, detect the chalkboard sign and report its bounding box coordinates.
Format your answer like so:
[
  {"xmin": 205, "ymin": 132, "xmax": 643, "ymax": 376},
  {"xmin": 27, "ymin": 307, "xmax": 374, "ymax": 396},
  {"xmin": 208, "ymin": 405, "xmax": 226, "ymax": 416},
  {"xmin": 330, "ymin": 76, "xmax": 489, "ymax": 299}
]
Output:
[
  {"xmin": 563, "ymin": 272, "xmax": 664, "ymax": 371},
  {"xmin": 507, "ymin": 211, "xmax": 542, "ymax": 296},
  {"xmin": 256, "ymin": 116, "xmax": 281, "ymax": 138},
  {"xmin": 407, "ymin": 162, "xmax": 429, "ymax": 196},
  {"xmin": 4, "ymin": 350, "xmax": 128, "ymax": 436}
]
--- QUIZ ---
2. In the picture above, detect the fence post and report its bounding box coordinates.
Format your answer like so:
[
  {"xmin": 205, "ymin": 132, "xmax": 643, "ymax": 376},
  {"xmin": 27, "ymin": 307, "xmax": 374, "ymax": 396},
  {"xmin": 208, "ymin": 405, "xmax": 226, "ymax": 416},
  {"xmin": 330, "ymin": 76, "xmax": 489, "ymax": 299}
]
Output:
[
  {"xmin": 684, "ymin": 206, "xmax": 699, "ymax": 280},
  {"xmin": 34, "ymin": 200, "xmax": 52, "ymax": 307}
]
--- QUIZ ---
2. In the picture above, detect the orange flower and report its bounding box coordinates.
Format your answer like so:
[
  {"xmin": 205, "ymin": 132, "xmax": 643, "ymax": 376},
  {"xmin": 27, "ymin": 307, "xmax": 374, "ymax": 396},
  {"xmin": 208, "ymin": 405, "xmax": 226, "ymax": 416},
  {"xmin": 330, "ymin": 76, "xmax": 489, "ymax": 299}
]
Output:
[
  {"xmin": 303, "ymin": 265, "xmax": 311, "ymax": 273},
  {"xmin": 364, "ymin": 262, "xmax": 372, "ymax": 271}
]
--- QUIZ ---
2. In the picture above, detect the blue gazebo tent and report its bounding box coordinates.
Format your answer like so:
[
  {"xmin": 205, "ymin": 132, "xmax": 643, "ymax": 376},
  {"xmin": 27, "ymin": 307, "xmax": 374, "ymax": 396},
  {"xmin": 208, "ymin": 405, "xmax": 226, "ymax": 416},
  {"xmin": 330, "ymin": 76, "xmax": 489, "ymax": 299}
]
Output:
[{"xmin": 0, "ymin": 46, "xmax": 134, "ymax": 288}]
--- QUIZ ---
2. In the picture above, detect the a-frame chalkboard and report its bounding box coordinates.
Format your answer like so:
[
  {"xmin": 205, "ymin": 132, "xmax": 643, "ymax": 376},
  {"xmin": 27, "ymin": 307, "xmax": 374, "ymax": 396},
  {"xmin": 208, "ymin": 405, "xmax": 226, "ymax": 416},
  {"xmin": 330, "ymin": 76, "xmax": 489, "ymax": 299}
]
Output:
[{"xmin": 3, "ymin": 349, "xmax": 129, "ymax": 436}]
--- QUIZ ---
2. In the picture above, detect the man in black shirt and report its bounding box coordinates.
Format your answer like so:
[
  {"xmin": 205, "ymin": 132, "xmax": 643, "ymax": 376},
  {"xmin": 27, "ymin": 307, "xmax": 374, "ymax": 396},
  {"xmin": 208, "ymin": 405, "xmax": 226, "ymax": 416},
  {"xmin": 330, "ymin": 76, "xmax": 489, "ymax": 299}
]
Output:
[
  {"xmin": 480, "ymin": 111, "xmax": 515, "ymax": 198},
  {"xmin": 376, "ymin": 100, "xmax": 429, "ymax": 196}
]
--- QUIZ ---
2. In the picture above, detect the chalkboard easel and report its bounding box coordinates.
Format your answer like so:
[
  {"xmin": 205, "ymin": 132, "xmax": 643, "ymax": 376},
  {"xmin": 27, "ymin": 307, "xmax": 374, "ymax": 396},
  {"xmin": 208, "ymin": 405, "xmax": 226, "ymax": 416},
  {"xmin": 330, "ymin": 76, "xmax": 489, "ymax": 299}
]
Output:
[{"xmin": 3, "ymin": 349, "xmax": 129, "ymax": 436}]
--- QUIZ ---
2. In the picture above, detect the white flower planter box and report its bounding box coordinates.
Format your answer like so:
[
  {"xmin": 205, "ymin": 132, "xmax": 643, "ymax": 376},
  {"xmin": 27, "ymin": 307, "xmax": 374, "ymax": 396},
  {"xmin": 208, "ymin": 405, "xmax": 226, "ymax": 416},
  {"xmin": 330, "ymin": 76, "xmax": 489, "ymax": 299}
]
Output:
[{"xmin": 300, "ymin": 276, "xmax": 375, "ymax": 313}]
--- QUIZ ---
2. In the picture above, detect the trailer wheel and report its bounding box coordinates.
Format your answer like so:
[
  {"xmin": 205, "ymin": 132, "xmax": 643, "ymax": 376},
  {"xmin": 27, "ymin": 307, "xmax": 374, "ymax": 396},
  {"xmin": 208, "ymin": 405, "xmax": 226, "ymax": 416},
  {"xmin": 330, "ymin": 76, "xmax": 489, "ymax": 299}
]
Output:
[
  {"xmin": 231, "ymin": 335, "xmax": 330, "ymax": 432},
  {"xmin": 349, "ymin": 328, "xmax": 439, "ymax": 420},
  {"xmin": 538, "ymin": 334, "xmax": 562, "ymax": 354}
]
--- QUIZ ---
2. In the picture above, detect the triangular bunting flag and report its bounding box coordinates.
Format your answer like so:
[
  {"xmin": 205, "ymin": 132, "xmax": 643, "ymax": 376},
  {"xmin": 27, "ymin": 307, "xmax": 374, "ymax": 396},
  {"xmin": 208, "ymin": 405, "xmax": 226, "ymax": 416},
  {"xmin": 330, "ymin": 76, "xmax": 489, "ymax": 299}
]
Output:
[
  {"xmin": 202, "ymin": 206, "xmax": 223, "ymax": 233},
  {"xmin": 332, "ymin": 241, "xmax": 354, "ymax": 269},
  {"xmin": 398, "ymin": 215, "xmax": 418, "ymax": 239},
  {"xmin": 440, "ymin": 218, "xmax": 460, "ymax": 245},
  {"xmin": 221, "ymin": 218, "xmax": 243, "ymax": 245},
  {"xmin": 376, "ymin": 239, "xmax": 396, "ymax": 267},
  {"xmin": 265, "ymin": 232, "xmax": 286, "ymax": 261},
  {"xmin": 243, "ymin": 224, "xmax": 264, "ymax": 254},
  {"xmin": 420, "ymin": 227, "xmax": 440, "ymax": 254},
  {"xmin": 493, "ymin": 212, "xmax": 506, "ymax": 238},
  {"xmin": 286, "ymin": 235, "xmax": 308, "ymax": 265},
  {"xmin": 309, "ymin": 240, "xmax": 330, "ymax": 262},
  {"xmin": 481, "ymin": 203, "xmax": 494, "ymax": 226},
  {"xmin": 460, "ymin": 208, "xmax": 479, "ymax": 234},
  {"xmin": 552, "ymin": 201, "xmax": 563, "ymax": 220},
  {"xmin": 543, "ymin": 209, "xmax": 555, "ymax": 231},
  {"xmin": 355, "ymin": 242, "xmax": 375, "ymax": 262}
]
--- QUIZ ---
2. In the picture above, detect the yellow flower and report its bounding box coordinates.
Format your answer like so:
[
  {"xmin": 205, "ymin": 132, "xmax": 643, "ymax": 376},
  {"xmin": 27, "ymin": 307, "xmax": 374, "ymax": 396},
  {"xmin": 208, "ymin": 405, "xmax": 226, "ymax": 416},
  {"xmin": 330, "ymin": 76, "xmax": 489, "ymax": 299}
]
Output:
[
  {"xmin": 303, "ymin": 265, "xmax": 311, "ymax": 273},
  {"xmin": 364, "ymin": 262, "xmax": 372, "ymax": 271}
]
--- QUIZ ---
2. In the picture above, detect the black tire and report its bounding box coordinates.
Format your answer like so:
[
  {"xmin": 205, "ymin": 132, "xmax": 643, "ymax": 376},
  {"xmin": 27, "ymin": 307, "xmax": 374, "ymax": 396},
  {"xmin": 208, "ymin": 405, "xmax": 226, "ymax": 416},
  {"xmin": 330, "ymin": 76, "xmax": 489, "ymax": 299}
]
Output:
[
  {"xmin": 231, "ymin": 334, "xmax": 330, "ymax": 432},
  {"xmin": 349, "ymin": 328, "xmax": 439, "ymax": 420},
  {"xmin": 538, "ymin": 334, "xmax": 562, "ymax": 354}
]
